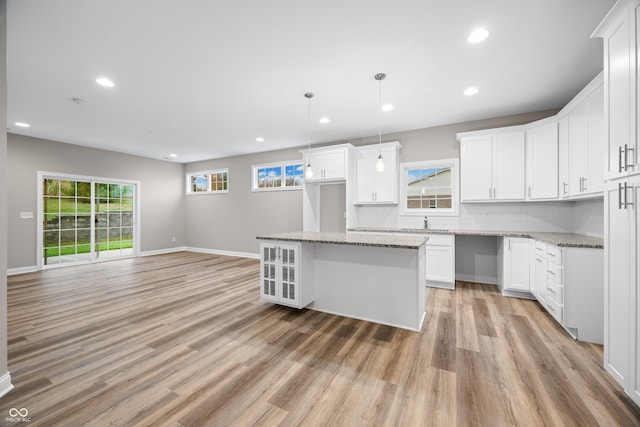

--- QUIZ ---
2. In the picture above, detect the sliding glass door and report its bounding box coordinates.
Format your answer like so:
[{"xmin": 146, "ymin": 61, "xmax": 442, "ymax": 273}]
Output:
[{"xmin": 40, "ymin": 173, "xmax": 137, "ymax": 268}]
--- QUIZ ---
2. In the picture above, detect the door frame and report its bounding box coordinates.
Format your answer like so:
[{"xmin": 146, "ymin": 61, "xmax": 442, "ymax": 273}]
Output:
[{"xmin": 36, "ymin": 171, "xmax": 142, "ymax": 270}]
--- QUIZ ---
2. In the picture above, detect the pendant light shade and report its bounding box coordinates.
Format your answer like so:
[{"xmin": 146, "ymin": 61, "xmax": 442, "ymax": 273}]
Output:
[
  {"xmin": 304, "ymin": 92, "xmax": 314, "ymax": 179},
  {"xmin": 375, "ymin": 73, "xmax": 386, "ymax": 172}
]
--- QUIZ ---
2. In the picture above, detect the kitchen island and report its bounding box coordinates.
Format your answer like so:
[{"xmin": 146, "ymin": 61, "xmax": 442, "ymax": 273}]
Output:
[{"xmin": 256, "ymin": 232, "xmax": 427, "ymax": 331}]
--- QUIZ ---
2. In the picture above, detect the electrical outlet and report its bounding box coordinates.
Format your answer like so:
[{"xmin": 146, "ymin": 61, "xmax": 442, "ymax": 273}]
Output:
[{"xmin": 171, "ymin": 237, "xmax": 176, "ymax": 242}]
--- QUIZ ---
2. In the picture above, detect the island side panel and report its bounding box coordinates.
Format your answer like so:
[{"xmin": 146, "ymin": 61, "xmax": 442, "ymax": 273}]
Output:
[{"xmin": 309, "ymin": 243, "xmax": 426, "ymax": 331}]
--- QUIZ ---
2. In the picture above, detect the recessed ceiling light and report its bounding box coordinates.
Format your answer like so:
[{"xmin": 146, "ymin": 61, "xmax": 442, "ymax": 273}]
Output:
[
  {"xmin": 15, "ymin": 122, "xmax": 30, "ymax": 128},
  {"xmin": 168, "ymin": 153, "xmax": 178, "ymax": 158},
  {"xmin": 319, "ymin": 117, "xmax": 330, "ymax": 124},
  {"xmin": 256, "ymin": 137, "xmax": 265, "ymax": 142},
  {"xmin": 464, "ymin": 87, "xmax": 479, "ymax": 96},
  {"xmin": 96, "ymin": 77, "xmax": 115, "ymax": 88},
  {"xmin": 467, "ymin": 28, "xmax": 489, "ymax": 44},
  {"xmin": 382, "ymin": 104, "xmax": 394, "ymax": 112}
]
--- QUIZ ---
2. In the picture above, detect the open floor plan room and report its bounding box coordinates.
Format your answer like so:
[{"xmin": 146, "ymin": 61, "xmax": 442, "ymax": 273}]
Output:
[{"xmin": 2, "ymin": 252, "xmax": 639, "ymax": 426}]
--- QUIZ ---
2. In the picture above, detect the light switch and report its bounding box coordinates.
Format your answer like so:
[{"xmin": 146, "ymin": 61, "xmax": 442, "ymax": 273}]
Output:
[{"xmin": 20, "ymin": 211, "xmax": 34, "ymax": 219}]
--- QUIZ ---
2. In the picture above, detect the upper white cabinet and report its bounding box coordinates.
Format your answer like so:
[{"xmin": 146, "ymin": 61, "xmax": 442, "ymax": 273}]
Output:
[
  {"xmin": 302, "ymin": 144, "xmax": 351, "ymax": 183},
  {"xmin": 567, "ymin": 79, "xmax": 605, "ymax": 197},
  {"xmin": 558, "ymin": 116, "xmax": 571, "ymax": 198},
  {"xmin": 460, "ymin": 130, "xmax": 525, "ymax": 202},
  {"xmin": 354, "ymin": 142, "xmax": 400, "ymax": 204},
  {"xmin": 526, "ymin": 121, "xmax": 559, "ymax": 200},
  {"xmin": 594, "ymin": 0, "xmax": 639, "ymax": 180}
]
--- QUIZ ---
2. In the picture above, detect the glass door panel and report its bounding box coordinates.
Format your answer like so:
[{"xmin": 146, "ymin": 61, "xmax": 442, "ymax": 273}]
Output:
[{"xmin": 42, "ymin": 176, "xmax": 136, "ymax": 268}]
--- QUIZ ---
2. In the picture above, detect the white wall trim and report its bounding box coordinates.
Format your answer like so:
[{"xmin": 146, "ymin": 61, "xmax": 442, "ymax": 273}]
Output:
[
  {"xmin": 185, "ymin": 247, "xmax": 260, "ymax": 260},
  {"xmin": 455, "ymin": 273, "xmax": 497, "ymax": 286},
  {"xmin": 0, "ymin": 372, "xmax": 14, "ymax": 399},
  {"xmin": 140, "ymin": 247, "xmax": 188, "ymax": 257},
  {"xmin": 7, "ymin": 266, "xmax": 37, "ymax": 276}
]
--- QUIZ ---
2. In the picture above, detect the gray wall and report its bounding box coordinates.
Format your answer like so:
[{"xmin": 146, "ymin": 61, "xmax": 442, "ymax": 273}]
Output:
[
  {"xmin": 6, "ymin": 108, "xmax": 562, "ymax": 268},
  {"xmin": 0, "ymin": 0, "xmax": 8, "ymax": 390},
  {"xmin": 182, "ymin": 109, "xmax": 559, "ymax": 255},
  {"xmin": 185, "ymin": 148, "xmax": 304, "ymax": 255},
  {"xmin": 7, "ymin": 134, "xmax": 186, "ymax": 269}
]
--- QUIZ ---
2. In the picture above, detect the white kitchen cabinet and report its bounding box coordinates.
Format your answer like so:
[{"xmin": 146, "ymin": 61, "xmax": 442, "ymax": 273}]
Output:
[
  {"xmin": 604, "ymin": 178, "xmax": 637, "ymax": 394},
  {"xmin": 594, "ymin": 0, "xmax": 639, "ymax": 181},
  {"xmin": 558, "ymin": 116, "xmax": 571, "ymax": 198},
  {"xmin": 594, "ymin": 0, "xmax": 640, "ymax": 404},
  {"xmin": 354, "ymin": 142, "xmax": 400, "ymax": 204},
  {"xmin": 260, "ymin": 241, "xmax": 314, "ymax": 309},
  {"xmin": 497, "ymin": 237, "xmax": 531, "ymax": 295},
  {"xmin": 424, "ymin": 234, "xmax": 455, "ymax": 289},
  {"xmin": 526, "ymin": 121, "xmax": 559, "ymax": 200},
  {"xmin": 460, "ymin": 130, "xmax": 525, "ymax": 202},
  {"xmin": 568, "ymin": 78, "xmax": 605, "ymax": 197},
  {"xmin": 302, "ymin": 144, "xmax": 351, "ymax": 183},
  {"xmin": 532, "ymin": 241, "xmax": 548, "ymax": 301}
]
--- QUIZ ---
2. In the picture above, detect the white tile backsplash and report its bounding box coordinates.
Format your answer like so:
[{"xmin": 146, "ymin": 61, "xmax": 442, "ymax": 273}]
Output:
[{"xmin": 353, "ymin": 198, "xmax": 604, "ymax": 236}]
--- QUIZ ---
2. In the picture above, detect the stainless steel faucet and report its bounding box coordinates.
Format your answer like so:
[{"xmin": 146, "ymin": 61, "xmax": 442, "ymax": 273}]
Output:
[{"xmin": 424, "ymin": 216, "xmax": 428, "ymax": 230}]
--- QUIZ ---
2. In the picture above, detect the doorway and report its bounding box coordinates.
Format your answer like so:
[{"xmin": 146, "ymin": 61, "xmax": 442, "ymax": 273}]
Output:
[{"xmin": 38, "ymin": 172, "xmax": 140, "ymax": 269}]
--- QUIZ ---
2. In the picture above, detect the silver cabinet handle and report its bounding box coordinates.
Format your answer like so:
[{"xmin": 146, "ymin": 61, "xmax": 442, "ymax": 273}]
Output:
[
  {"xmin": 619, "ymin": 182, "xmax": 624, "ymax": 210},
  {"xmin": 624, "ymin": 182, "xmax": 634, "ymax": 208},
  {"xmin": 582, "ymin": 177, "xmax": 587, "ymax": 192},
  {"xmin": 563, "ymin": 182, "xmax": 568, "ymax": 195},
  {"xmin": 528, "ymin": 186, "xmax": 532, "ymax": 198},
  {"xmin": 547, "ymin": 286, "xmax": 556, "ymax": 295},
  {"xmin": 626, "ymin": 145, "xmax": 635, "ymax": 171},
  {"xmin": 619, "ymin": 145, "xmax": 624, "ymax": 173}
]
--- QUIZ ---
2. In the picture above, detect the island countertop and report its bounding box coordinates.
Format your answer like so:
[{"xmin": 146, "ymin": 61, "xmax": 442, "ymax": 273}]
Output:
[{"xmin": 256, "ymin": 231, "xmax": 428, "ymax": 249}]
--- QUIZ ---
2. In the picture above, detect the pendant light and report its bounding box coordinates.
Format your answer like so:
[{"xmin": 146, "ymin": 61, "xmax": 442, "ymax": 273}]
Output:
[
  {"xmin": 375, "ymin": 73, "xmax": 386, "ymax": 172},
  {"xmin": 304, "ymin": 92, "xmax": 314, "ymax": 179}
]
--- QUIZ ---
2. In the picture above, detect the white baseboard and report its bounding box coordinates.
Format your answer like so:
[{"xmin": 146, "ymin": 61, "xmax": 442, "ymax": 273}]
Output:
[
  {"xmin": 7, "ymin": 266, "xmax": 37, "ymax": 276},
  {"xmin": 455, "ymin": 273, "xmax": 497, "ymax": 285},
  {"xmin": 185, "ymin": 247, "xmax": 259, "ymax": 260},
  {"xmin": 0, "ymin": 371, "xmax": 14, "ymax": 398},
  {"xmin": 139, "ymin": 246, "xmax": 187, "ymax": 257}
]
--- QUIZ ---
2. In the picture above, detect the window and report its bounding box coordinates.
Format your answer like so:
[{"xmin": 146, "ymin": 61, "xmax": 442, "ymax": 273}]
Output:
[
  {"xmin": 252, "ymin": 161, "xmax": 304, "ymax": 191},
  {"xmin": 186, "ymin": 169, "xmax": 229, "ymax": 194},
  {"xmin": 400, "ymin": 158, "xmax": 459, "ymax": 215}
]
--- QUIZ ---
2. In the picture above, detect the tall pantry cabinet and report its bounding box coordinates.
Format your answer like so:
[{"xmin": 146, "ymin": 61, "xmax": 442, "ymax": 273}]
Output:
[{"xmin": 593, "ymin": 0, "xmax": 640, "ymax": 405}]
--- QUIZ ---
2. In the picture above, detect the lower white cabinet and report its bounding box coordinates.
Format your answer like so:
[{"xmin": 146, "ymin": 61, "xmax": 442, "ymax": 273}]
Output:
[
  {"xmin": 532, "ymin": 240, "xmax": 603, "ymax": 344},
  {"xmin": 424, "ymin": 234, "xmax": 455, "ymax": 289},
  {"xmin": 604, "ymin": 177, "xmax": 639, "ymax": 401},
  {"xmin": 260, "ymin": 241, "xmax": 314, "ymax": 309},
  {"xmin": 498, "ymin": 237, "xmax": 531, "ymax": 295}
]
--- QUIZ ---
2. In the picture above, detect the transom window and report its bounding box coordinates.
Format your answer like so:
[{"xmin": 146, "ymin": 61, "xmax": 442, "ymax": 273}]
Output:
[
  {"xmin": 252, "ymin": 161, "xmax": 303, "ymax": 191},
  {"xmin": 400, "ymin": 159, "xmax": 459, "ymax": 215},
  {"xmin": 186, "ymin": 169, "xmax": 229, "ymax": 194}
]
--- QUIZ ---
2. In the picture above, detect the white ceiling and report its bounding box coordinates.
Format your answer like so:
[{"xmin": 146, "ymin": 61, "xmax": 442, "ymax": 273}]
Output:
[{"xmin": 7, "ymin": 0, "xmax": 615, "ymax": 163}]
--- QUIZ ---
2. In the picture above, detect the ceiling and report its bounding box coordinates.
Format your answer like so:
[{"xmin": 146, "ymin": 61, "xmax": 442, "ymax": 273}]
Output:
[{"xmin": 7, "ymin": 0, "xmax": 615, "ymax": 164}]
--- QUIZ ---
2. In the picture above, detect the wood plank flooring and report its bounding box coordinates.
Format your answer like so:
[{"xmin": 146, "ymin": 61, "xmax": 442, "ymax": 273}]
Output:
[{"xmin": 1, "ymin": 251, "xmax": 640, "ymax": 426}]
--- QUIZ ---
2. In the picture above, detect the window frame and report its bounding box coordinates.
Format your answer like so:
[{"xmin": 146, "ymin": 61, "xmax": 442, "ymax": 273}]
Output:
[
  {"xmin": 251, "ymin": 160, "xmax": 304, "ymax": 192},
  {"xmin": 399, "ymin": 158, "xmax": 459, "ymax": 216},
  {"xmin": 186, "ymin": 168, "xmax": 229, "ymax": 195}
]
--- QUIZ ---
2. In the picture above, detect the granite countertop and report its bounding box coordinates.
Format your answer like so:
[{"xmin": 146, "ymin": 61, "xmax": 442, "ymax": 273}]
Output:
[
  {"xmin": 348, "ymin": 227, "xmax": 604, "ymax": 249},
  {"xmin": 256, "ymin": 231, "xmax": 428, "ymax": 249}
]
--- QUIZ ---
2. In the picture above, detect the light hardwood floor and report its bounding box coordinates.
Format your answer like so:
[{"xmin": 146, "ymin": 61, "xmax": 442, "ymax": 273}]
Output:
[{"xmin": 1, "ymin": 252, "xmax": 640, "ymax": 426}]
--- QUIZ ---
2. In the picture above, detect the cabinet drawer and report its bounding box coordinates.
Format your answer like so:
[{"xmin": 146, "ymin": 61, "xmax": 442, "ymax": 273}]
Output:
[
  {"xmin": 425, "ymin": 234, "xmax": 454, "ymax": 246},
  {"xmin": 535, "ymin": 241, "xmax": 547, "ymax": 257},
  {"xmin": 546, "ymin": 245, "xmax": 562, "ymax": 264},
  {"xmin": 543, "ymin": 297, "xmax": 563, "ymax": 324},
  {"xmin": 546, "ymin": 263, "xmax": 563, "ymax": 286},
  {"xmin": 545, "ymin": 280, "xmax": 563, "ymax": 305}
]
